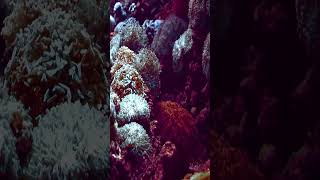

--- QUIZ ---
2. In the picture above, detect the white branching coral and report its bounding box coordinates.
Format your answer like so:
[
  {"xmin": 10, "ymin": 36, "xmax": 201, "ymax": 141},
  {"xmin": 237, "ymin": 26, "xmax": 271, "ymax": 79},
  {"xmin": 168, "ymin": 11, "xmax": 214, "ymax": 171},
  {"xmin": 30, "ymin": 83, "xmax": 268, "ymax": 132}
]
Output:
[
  {"xmin": 25, "ymin": 101, "xmax": 109, "ymax": 179},
  {"xmin": 5, "ymin": 9, "xmax": 108, "ymax": 115},
  {"xmin": 172, "ymin": 28, "xmax": 193, "ymax": 72},
  {"xmin": 0, "ymin": 81, "xmax": 31, "ymax": 178},
  {"xmin": 117, "ymin": 94, "xmax": 150, "ymax": 125},
  {"xmin": 116, "ymin": 122, "xmax": 151, "ymax": 156}
]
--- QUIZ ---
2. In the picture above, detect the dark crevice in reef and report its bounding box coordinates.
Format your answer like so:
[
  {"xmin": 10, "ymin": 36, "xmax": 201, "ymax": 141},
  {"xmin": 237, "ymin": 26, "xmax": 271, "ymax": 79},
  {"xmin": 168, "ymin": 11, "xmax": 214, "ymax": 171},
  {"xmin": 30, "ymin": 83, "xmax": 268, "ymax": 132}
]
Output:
[{"xmin": 211, "ymin": 0, "xmax": 320, "ymax": 179}]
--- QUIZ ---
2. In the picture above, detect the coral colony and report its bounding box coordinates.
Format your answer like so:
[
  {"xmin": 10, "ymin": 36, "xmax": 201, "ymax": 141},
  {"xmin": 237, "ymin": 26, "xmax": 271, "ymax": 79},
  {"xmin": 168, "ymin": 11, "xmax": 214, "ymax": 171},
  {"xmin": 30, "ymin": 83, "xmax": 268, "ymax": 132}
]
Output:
[
  {"xmin": 0, "ymin": 0, "xmax": 210, "ymax": 179},
  {"xmin": 0, "ymin": 0, "xmax": 109, "ymax": 179},
  {"xmin": 110, "ymin": 0, "xmax": 210, "ymax": 179}
]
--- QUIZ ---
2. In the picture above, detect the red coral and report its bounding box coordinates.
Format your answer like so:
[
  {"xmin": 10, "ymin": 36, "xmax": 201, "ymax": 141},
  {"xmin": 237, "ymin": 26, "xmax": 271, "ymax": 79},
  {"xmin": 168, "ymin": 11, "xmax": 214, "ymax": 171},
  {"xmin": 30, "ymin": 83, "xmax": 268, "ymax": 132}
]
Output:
[{"xmin": 156, "ymin": 101, "xmax": 198, "ymax": 157}]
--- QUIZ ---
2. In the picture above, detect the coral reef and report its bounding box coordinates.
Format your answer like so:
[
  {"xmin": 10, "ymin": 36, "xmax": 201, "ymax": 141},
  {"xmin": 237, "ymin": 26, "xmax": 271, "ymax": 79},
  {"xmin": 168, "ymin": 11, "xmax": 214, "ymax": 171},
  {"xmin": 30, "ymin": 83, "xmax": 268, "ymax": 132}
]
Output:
[
  {"xmin": 0, "ymin": 0, "xmax": 109, "ymax": 179},
  {"xmin": 110, "ymin": 0, "xmax": 210, "ymax": 179}
]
